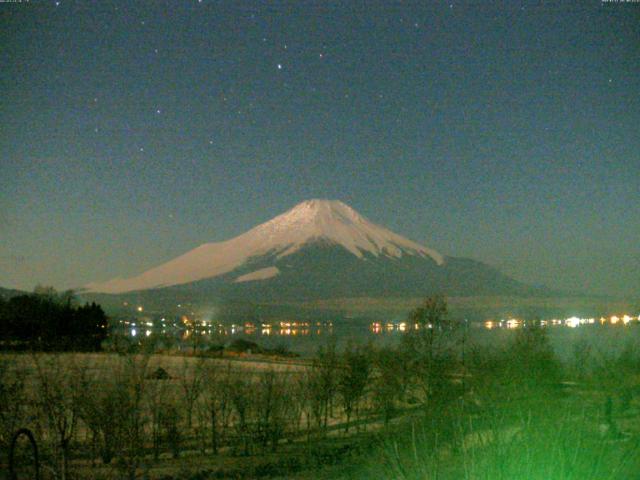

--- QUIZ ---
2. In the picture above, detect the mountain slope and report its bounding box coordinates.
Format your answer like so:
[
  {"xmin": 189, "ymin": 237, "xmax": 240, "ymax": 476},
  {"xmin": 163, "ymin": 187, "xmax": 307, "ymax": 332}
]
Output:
[
  {"xmin": 85, "ymin": 199, "xmax": 541, "ymax": 300},
  {"xmin": 86, "ymin": 199, "xmax": 444, "ymax": 294},
  {"xmin": 167, "ymin": 242, "xmax": 534, "ymax": 301}
]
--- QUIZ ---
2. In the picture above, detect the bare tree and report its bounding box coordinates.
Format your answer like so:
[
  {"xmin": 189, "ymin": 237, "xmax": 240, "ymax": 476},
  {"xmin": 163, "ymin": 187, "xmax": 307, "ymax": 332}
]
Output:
[
  {"xmin": 294, "ymin": 370, "xmax": 315, "ymax": 443},
  {"xmin": 159, "ymin": 401, "xmax": 181, "ymax": 459},
  {"xmin": 338, "ymin": 343, "xmax": 371, "ymax": 433},
  {"xmin": 199, "ymin": 361, "xmax": 233, "ymax": 455},
  {"xmin": 178, "ymin": 356, "xmax": 205, "ymax": 431},
  {"xmin": 372, "ymin": 346, "xmax": 404, "ymax": 426},
  {"xmin": 146, "ymin": 373, "xmax": 172, "ymax": 461},
  {"xmin": 229, "ymin": 374, "xmax": 257, "ymax": 456},
  {"xmin": 401, "ymin": 296, "xmax": 460, "ymax": 409},
  {"xmin": 307, "ymin": 364, "xmax": 328, "ymax": 434},
  {"xmin": 76, "ymin": 369, "xmax": 128, "ymax": 465},
  {"xmin": 0, "ymin": 356, "xmax": 28, "ymax": 467},
  {"xmin": 307, "ymin": 341, "xmax": 339, "ymax": 433},
  {"xmin": 256, "ymin": 369, "xmax": 290, "ymax": 452},
  {"xmin": 113, "ymin": 353, "xmax": 151, "ymax": 480},
  {"xmin": 31, "ymin": 354, "xmax": 80, "ymax": 480},
  {"xmin": 283, "ymin": 371, "xmax": 307, "ymax": 443}
]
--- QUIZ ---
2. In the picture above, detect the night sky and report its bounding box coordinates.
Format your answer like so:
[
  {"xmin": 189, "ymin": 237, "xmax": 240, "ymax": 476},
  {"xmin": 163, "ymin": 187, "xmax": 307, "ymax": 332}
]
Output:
[{"xmin": 1, "ymin": 1, "xmax": 639, "ymax": 297}]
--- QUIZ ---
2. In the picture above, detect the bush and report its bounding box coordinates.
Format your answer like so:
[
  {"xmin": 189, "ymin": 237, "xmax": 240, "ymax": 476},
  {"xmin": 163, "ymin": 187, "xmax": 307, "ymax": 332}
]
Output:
[
  {"xmin": 226, "ymin": 339, "xmax": 260, "ymax": 354},
  {"xmin": 265, "ymin": 343, "xmax": 298, "ymax": 357},
  {"xmin": 147, "ymin": 367, "xmax": 171, "ymax": 380},
  {"xmin": 381, "ymin": 403, "xmax": 640, "ymax": 480}
]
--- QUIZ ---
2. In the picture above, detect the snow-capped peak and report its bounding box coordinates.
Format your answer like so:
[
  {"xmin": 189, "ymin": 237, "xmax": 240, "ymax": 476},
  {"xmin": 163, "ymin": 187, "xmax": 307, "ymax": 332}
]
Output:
[
  {"xmin": 276, "ymin": 199, "xmax": 365, "ymax": 226},
  {"xmin": 85, "ymin": 199, "xmax": 444, "ymax": 293},
  {"xmin": 251, "ymin": 199, "xmax": 443, "ymax": 261}
]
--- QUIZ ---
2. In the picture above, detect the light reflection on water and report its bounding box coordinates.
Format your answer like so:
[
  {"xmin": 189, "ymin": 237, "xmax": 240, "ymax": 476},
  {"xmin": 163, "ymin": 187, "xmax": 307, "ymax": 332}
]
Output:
[
  {"xmin": 115, "ymin": 312, "xmax": 640, "ymax": 357},
  {"xmin": 179, "ymin": 321, "xmax": 335, "ymax": 339}
]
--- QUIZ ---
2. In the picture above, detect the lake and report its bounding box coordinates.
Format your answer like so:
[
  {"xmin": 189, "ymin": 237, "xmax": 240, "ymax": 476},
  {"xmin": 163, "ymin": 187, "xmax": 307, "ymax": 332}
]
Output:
[{"xmin": 116, "ymin": 312, "xmax": 640, "ymax": 359}]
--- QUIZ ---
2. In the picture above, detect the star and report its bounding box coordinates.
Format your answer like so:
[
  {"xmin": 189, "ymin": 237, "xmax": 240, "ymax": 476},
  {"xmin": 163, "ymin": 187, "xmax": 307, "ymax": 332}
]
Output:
[
  {"xmin": 156, "ymin": 109, "xmax": 162, "ymax": 114},
  {"xmin": 55, "ymin": 1, "xmax": 60, "ymax": 6},
  {"xmin": 139, "ymin": 147, "xmax": 144, "ymax": 152},
  {"xmin": 277, "ymin": 63, "xmax": 283, "ymax": 70}
]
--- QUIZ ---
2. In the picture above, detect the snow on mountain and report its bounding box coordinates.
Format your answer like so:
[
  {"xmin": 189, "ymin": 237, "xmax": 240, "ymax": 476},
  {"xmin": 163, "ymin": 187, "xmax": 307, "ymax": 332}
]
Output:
[
  {"xmin": 85, "ymin": 199, "xmax": 444, "ymax": 294},
  {"xmin": 233, "ymin": 266, "xmax": 280, "ymax": 283}
]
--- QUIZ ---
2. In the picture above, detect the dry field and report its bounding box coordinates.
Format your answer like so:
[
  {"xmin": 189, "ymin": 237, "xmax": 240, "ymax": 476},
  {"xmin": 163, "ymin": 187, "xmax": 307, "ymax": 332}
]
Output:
[{"xmin": 1, "ymin": 349, "xmax": 399, "ymax": 479}]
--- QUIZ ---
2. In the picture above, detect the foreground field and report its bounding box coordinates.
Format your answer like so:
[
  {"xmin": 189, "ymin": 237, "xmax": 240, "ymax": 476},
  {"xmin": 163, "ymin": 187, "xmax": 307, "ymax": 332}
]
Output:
[
  {"xmin": 1, "ymin": 348, "xmax": 397, "ymax": 479},
  {"xmin": 4, "ymin": 302, "xmax": 640, "ymax": 479}
]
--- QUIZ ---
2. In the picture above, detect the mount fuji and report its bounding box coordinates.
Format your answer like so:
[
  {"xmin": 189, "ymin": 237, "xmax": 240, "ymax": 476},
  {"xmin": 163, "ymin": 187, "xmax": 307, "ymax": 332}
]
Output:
[{"xmin": 85, "ymin": 199, "xmax": 539, "ymax": 301}]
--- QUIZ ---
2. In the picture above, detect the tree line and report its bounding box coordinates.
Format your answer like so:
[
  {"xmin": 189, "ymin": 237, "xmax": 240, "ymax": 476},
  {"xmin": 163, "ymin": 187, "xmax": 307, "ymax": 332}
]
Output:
[{"xmin": 0, "ymin": 286, "xmax": 108, "ymax": 351}]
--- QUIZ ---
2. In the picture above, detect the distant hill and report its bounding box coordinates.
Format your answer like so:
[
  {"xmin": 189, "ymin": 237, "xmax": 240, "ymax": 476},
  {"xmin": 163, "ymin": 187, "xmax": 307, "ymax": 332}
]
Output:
[{"xmin": 0, "ymin": 286, "xmax": 26, "ymax": 300}]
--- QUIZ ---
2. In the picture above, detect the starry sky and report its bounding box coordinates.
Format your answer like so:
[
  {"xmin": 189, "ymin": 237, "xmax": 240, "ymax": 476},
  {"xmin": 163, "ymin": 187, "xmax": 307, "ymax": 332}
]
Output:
[{"xmin": 1, "ymin": 1, "xmax": 639, "ymax": 297}]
